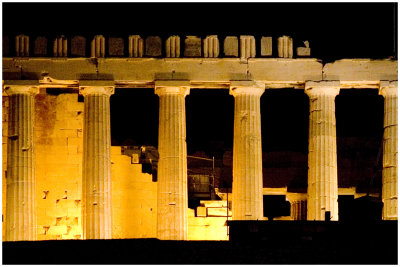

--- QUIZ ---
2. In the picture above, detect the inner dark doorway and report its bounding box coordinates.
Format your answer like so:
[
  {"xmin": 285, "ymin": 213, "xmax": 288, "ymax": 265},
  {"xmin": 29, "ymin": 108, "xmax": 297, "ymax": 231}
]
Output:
[
  {"xmin": 263, "ymin": 195, "xmax": 291, "ymax": 220},
  {"xmin": 110, "ymin": 88, "xmax": 159, "ymax": 147}
]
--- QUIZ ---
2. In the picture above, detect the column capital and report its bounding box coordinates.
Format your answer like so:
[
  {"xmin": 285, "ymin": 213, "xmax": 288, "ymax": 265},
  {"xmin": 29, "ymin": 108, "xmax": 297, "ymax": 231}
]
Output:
[
  {"xmin": 229, "ymin": 81, "xmax": 265, "ymax": 97},
  {"xmin": 154, "ymin": 81, "xmax": 190, "ymax": 97},
  {"xmin": 305, "ymin": 80, "xmax": 340, "ymax": 97},
  {"xmin": 379, "ymin": 81, "xmax": 398, "ymax": 97},
  {"xmin": 79, "ymin": 86, "xmax": 115, "ymax": 96},
  {"xmin": 4, "ymin": 85, "xmax": 39, "ymax": 96},
  {"xmin": 286, "ymin": 193, "xmax": 307, "ymax": 203}
]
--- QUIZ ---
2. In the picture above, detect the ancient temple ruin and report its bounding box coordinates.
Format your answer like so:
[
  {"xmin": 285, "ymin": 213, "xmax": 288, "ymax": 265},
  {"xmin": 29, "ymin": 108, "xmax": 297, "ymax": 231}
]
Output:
[{"xmin": 2, "ymin": 34, "xmax": 398, "ymax": 241}]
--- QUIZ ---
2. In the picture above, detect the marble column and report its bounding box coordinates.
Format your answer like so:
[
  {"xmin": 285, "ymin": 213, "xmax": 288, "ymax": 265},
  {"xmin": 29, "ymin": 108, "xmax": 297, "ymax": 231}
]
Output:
[
  {"xmin": 5, "ymin": 85, "xmax": 39, "ymax": 241},
  {"xmin": 79, "ymin": 86, "xmax": 114, "ymax": 239},
  {"xmin": 155, "ymin": 81, "xmax": 190, "ymax": 240},
  {"xmin": 291, "ymin": 200, "xmax": 307, "ymax": 220},
  {"xmin": 286, "ymin": 194, "xmax": 307, "ymax": 220},
  {"xmin": 379, "ymin": 81, "xmax": 398, "ymax": 220},
  {"xmin": 230, "ymin": 81, "xmax": 265, "ymax": 220},
  {"xmin": 305, "ymin": 81, "xmax": 340, "ymax": 221}
]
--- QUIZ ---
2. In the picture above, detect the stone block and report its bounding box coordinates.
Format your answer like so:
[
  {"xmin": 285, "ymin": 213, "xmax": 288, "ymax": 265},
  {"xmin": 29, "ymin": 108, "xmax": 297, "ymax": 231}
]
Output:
[
  {"xmin": 38, "ymin": 226, "xmax": 48, "ymax": 235},
  {"xmin": 240, "ymin": 35, "xmax": 256, "ymax": 59},
  {"xmin": 56, "ymin": 199, "xmax": 76, "ymax": 209},
  {"xmin": 196, "ymin": 206, "xmax": 207, "ymax": 217},
  {"xmin": 203, "ymin": 35, "xmax": 219, "ymax": 58},
  {"xmin": 67, "ymin": 207, "xmax": 81, "ymax": 217},
  {"xmin": 128, "ymin": 35, "xmax": 143, "ymax": 57},
  {"xmin": 224, "ymin": 36, "xmax": 238, "ymax": 57},
  {"xmin": 34, "ymin": 36, "xmax": 48, "ymax": 56},
  {"xmin": 53, "ymin": 36, "xmax": 67, "ymax": 57},
  {"xmin": 68, "ymin": 225, "xmax": 82, "ymax": 236},
  {"xmin": 165, "ymin": 35, "xmax": 180, "ymax": 57},
  {"xmin": 277, "ymin": 35, "xmax": 293, "ymax": 58},
  {"xmin": 67, "ymin": 137, "xmax": 81, "ymax": 147},
  {"xmin": 201, "ymin": 200, "xmax": 227, "ymax": 208},
  {"xmin": 261, "ymin": 36, "xmax": 272, "ymax": 57},
  {"xmin": 108, "ymin": 37, "xmax": 124, "ymax": 56},
  {"xmin": 47, "ymin": 225, "xmax": 68, "ymax": 235},
  {"xmin": 184, "ymin": 36, "xmax": 201, "ymax": 57},
  {"xmin": 15, "ymin": 34, "xmax": 29, "ymax": 56},
  {"xmin": 296, "ymin": 41, "xmax": 311, "ymax": 57},
  {"xmin": 3, "ymin": 36, "xmax": 9, "ymax": 56},
  {"xmin": 91, "ymin": 35, "xmax": 105, "ymax": 58},
  {"xmin": 297, "ymin": 47, "xmax": 311, "ymax": 57},
  {"xmin": 71, "ymin": 36, "xmax": 86, "ymax": 57},
  {"xmin": 145, "ymin": 36, "xmax": 162, "ymax": 57},
  {"xmin": 207, "ymin": 207, "xmax": 230, "ymax": 217}
]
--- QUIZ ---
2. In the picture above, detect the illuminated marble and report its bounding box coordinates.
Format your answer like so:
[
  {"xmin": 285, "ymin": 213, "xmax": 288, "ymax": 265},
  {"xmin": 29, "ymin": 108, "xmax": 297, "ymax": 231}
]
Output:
[
  {"xmin": 379, "ymin": 81, "xmax": 398, "ymax": 220},
  {"xmin": 4, "ymin": 85, "xmax": 39, "ymax": 241},
  {"xmin": 155, "ymin": 81, "xmax": 190, "ymax": 240},
  {"xmin": 230, "ymin": 81, "xmax": 265, "ymax": 220},
  {"xmin": 305, "ymin": 81, "xmax": 340, "ymax": 221},
  {"xmin": 79, "ymin": 86, "xmax": 114, "ymax": 239}
]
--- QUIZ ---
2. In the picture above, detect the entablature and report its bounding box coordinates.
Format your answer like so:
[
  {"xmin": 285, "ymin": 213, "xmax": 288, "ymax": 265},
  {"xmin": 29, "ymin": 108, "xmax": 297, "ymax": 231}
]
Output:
[{"xmin": 3, "ymin": 58, "xmax": 397, "ymax": 90}]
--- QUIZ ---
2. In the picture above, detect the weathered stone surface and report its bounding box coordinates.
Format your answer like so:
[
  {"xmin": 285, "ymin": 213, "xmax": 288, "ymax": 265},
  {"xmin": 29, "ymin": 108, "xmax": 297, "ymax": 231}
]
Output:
[
  {"xmin": 296, "ymin": 41, "xmax": 311, "ymax": 57},
  {"xmin": 3, "ymin": 36, "xmax": 9, "ymax": 56},
  {"xmin": 240, "ymin": 35, "xmax": 256, "ymax": 59},
  {"xmin": 79, "ymin": 86, "xmax": 114, "ymax": 239},
  {"xmin": 277, "ymin": 35, "xmax": 293, "ymax": 58},
  {"xmin": 5, "ymin": 85, "xmax": 40, "ymax": 241},
  {"xmin": 155, "ymin": 81, "xmax": 190, "ymax": 240},
  {"xmin": 223, "ymin": 36, "xmax": 238, "ymax": 57},
  {"xmin": 15, "ymin": 34, "xmax": 29, "ymax": 57},
  {"xmin": 145, "ymin": 36, "xmax": 162, "ymax": 57},
  {"xmin": 379, "ymin": 81, "xmax": 398, "ymax": 220},
  {"xmin": 305, "ymin": 81, "xmax": 340, "ymax": 221},
  {"xmin": 203, "ymin": 35, "xmax": 219, "ymax": 58},
  {"xmin": 129, "ymin": 35, "xmax": 143, "ymax": 57},
  {"xmin": 323, "ymin": 59, "xmax": 397, "ymax": 81},
  {"xmin": 71, "ymin": 36, "xmax": 86, "ymax": 57},
  {"xmin": 91, "ymin": 35, "xmax": 105, "ymax": 58},
  {"xmin": 260, "ymin": 36, "xmax": 272, "ymax": 57},
  {"xmin": 297, "ymin": 47, "xmax": 311, "ymax": 57},
  {"xmin": 230, "ymin": 81, "xmax": 265, "ymax": 220},
  {"xmin": 166, "ymin": 36, "xmax": 180, "ymax": 58},
  {"xmin": 34, "ymin": 36, "xmax": 47, "ymax": 56},
  {"xmin": 196, "ymin": 207, "xmax": 207, "ymax": 217},
  {"xmin": 53, "ymin": 36, "xmax": 67, "ymax": 57},
  {"xmin": 184, "ymin": 36, "xmax": 201, "ymax": 57},
  {"xmin": 108, "ymin": 37, "xmax": 124, "ymax": 56}
]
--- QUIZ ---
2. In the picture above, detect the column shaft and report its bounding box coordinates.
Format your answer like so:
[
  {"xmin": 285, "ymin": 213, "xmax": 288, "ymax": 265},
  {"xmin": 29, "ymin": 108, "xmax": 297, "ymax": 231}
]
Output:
[
  {"xmin": 155, "ymin": 83, "xmax": 189, "ymax": 240},
  {"xmin": 230, "ymin": 82, "xmax": 264, "ymax": 220},
  {"xmin": 291, "ymin": 200, "xmax": 307, "ymax": 220},
  {"xmin": 5, "ymin": 86, "xmax": 39, "ymax": 241},
  {"xmin": 80, "ymin": 86, "xmax": 114, "ymax": 239},
  {"xmin": 305, "ymin": 81, "xmax": 340, "ymax": 221},
  {"xmin": 380, "ymin": 81, "xmax": 398, "ymax": 220}
]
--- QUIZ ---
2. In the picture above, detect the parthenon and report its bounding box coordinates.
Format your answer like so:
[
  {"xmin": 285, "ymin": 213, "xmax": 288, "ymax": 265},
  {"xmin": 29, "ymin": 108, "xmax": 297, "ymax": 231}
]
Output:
[{"xmin": 2, "ymin": 32, "xmax": 398, "ymax": 242}]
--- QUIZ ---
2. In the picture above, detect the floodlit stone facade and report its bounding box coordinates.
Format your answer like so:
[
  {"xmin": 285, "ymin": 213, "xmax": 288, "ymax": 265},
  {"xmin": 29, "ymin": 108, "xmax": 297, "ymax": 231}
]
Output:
[{"xmin": 2, "ymin": 34, "xmax": 398, "ymax": 241}]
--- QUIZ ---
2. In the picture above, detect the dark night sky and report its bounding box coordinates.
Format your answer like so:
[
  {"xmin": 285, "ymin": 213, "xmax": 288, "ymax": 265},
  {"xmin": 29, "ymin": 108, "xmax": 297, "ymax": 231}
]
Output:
[{"xmin": 2, "ymin": 2, "xmax": 396, "ymax": 157}]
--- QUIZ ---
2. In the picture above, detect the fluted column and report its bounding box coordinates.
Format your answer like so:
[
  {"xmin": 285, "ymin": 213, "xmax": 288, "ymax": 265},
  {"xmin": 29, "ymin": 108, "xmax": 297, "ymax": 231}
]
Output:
[
  {"xmin": 5, "ymin": 85, "xmax": 39, "ymax": 241},
  {"xmin": 305, "ymin": 81, "xmax": 340, "ymax": 221},
  {"xmin": 230, "ymin": 81, "xmax": 265, "ymax": 220},
  {"xmin": 379, "ymin": 81, "xmax": 398, "ymax": 220},
  {"xmin": 287, "ymin": 194, "xmax": 307, "ymax": 220},
  {"xmin": 291, "ymin": 200, "xmax": 307, "ymax": 220},
  {"xmin": 155, "ymin": 81, "xmax": 190, "ymax": 240},
  {"xmin": 79, "ymin": 86, "xmax": 114, "ymax": 239}
]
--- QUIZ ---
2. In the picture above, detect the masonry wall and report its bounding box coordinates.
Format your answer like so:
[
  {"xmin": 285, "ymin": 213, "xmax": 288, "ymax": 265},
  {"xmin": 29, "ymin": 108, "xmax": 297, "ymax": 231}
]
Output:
[
  {"xmin": 34, "ymin": 91, "xmax": 83, "ymax": 240},
  {"xmin": 110, "ymin": 147, "xmax": 157, "ymax": 239},
  {"xmin": 2, "ymin": 91, "xmax": 230, "ymax": 241}
]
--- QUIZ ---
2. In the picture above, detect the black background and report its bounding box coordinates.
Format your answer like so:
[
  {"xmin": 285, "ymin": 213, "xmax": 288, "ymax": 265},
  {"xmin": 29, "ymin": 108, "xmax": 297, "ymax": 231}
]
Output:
[{"xmin": 2, "ymin": 2, "xmax": 396, "ymax": 155}]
